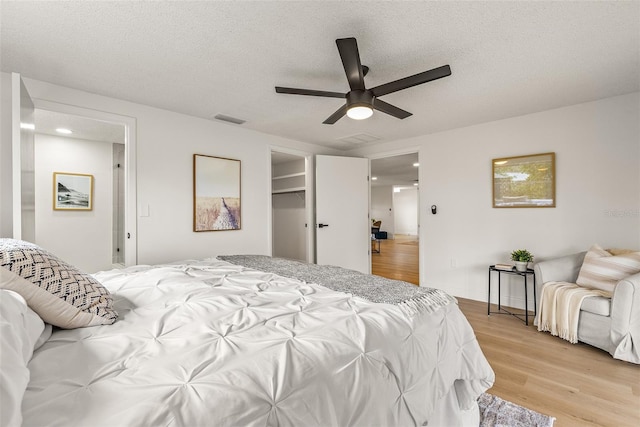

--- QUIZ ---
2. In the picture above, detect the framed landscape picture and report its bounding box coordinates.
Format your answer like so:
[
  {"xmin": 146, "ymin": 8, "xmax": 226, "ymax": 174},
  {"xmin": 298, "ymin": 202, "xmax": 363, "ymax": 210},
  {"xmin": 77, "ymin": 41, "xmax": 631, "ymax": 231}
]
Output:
[
  {"xmin": 492, "ymin": 152, "xmax": 556, "ymax": 208},
  {"xmin": 53, "ymin": 172, "xmax": 94, "ymax": 210},
  {"xmin": 193, "ymin": 154, "xmax": 241, "ymax": 231}
]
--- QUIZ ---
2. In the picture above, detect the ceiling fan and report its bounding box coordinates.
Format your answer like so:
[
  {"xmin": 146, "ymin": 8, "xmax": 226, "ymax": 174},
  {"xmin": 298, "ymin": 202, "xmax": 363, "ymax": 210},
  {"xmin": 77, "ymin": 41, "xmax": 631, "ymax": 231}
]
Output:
[{"xmin": 275, "ymin": 37, "xmax": 451, "ymax": 124}]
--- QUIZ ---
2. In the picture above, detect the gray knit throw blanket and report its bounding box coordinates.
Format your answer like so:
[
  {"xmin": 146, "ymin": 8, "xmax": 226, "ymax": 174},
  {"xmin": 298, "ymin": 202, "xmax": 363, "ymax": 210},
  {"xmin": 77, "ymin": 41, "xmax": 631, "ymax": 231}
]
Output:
[{"xmin": 217, "ymin": 255, "xmax": 456, "ymax": 317}]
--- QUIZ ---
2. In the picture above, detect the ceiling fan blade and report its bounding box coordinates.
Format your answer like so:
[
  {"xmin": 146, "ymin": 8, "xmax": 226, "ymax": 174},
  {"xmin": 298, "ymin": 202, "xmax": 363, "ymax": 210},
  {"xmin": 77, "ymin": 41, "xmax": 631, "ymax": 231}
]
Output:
[
  {"xmin": 323, "ymin": 104, "xmax": 348, "ymax": 124},
  {"xmin": 275, "ymin": 87, "xmax": 345, "ymax": 98},
  {"xmin": 371, "ymin": 65, "xmax": 451, "ymax": 97},
  {"xmin": 372, "ymin": 99, "xmax": 412, "ymax": 119},
  {"xmin": 336, "ymin": 38, "xmax": 365, "ymax": 91}
]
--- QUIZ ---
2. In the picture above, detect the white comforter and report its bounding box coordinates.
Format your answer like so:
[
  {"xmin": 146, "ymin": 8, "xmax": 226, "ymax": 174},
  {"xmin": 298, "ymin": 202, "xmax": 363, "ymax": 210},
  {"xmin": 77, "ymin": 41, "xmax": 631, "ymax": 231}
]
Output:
[{"xmin": 23, "ymin": 259, "xmax": 493, "ymax": 427}]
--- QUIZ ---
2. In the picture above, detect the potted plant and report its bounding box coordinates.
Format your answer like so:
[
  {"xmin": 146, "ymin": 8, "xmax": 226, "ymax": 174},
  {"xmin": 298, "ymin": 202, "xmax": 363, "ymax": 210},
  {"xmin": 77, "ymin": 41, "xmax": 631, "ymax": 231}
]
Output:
[{"xmin": 511, "ymin": 249, "xmax": 534, "ymax": 272}]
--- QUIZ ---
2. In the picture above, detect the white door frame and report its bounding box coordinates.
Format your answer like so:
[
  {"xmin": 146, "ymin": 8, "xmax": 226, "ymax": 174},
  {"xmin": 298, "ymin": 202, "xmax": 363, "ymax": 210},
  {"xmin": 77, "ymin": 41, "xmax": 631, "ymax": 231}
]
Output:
[
  {"xmin": 32, "ymin": 99, "xmax": 138, "ymax": 266},
  {"xmin": 11, "ymin": 73, "xmax": 35, "ymax": 241},
  {"xmin": 366, "ymin": 147, "xmax": 423, "ymax": 285},
  {"xmin": 268, "ymin": 145, "xmax": 314, "ymax": 263}
]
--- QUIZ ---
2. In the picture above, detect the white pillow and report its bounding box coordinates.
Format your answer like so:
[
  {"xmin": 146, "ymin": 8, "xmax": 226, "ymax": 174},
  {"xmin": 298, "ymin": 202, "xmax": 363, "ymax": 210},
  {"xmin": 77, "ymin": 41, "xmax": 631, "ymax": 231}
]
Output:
[
  {"xmin": 576, "ymin": 244, "xmax": 640, "ymax": 292},
  {"xmin": 0, "ymin": 290, "xmax": 48, "ymax": 427}
]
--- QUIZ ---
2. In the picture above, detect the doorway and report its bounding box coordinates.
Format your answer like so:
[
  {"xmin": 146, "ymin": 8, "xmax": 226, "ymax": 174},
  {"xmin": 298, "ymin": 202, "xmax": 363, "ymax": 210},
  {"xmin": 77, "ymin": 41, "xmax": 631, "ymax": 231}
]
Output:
[
  {"xmin": 10, "ymin": 75, "xmax": 136, "ymax": 271},
  {"xmin": 270, "ymin": 149, "xmax": 313, "ymax": 263},
  {"xmin": 26, "ymin": 100, "xmax": 137, "ymax": 271},
  {"xmin": 270, "ymin": 151, "xmax": 370, "ymax": 273},
  {"xmin": 30, "ymin": 109, "xmax": 127, "ymax": 272},
  {"xmin": 369, "ymin": 152, "xmax": 419, "ymax": 285}
]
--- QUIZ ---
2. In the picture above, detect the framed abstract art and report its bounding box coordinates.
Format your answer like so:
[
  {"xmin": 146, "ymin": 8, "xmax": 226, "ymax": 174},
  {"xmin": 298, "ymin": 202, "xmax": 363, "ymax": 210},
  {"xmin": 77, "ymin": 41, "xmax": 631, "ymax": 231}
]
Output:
[
  {"xmin": 193, "ymin": 154, "xmax": 241, "ymax": 231},
  {"xmin": 492, "ymin": 152, "xmax": 555, "ymax": 208}
]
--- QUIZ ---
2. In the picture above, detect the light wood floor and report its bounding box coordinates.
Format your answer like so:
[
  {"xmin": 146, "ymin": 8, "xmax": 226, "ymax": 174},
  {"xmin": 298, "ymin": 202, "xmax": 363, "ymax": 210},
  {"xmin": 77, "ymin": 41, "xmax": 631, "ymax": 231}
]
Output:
[
  {"xmin": 371, "ymin": 238, "xmax": 640, "ymax": 427},
  {"xmin": 371, "ymin": 234, "xmax": 419, "ymax": 285}
]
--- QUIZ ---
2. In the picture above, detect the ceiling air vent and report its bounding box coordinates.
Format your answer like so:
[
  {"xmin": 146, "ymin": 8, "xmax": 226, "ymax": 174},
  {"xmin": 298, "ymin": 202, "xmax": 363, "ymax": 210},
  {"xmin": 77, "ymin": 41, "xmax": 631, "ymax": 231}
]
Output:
[
  {"xmin": 213, "ymin": 114, "xmax": 246, "ymax": 125},
  {"xmin": 337, "ymin": 133, "xmax": 381, "ymax": 145}
]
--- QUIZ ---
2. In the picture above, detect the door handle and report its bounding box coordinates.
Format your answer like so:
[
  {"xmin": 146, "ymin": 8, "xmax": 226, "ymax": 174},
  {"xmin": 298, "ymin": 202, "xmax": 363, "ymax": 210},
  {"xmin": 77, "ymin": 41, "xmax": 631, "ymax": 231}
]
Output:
[{"xmin": 318, "ymin": 223, "xmax": 329, "ymax": 228}]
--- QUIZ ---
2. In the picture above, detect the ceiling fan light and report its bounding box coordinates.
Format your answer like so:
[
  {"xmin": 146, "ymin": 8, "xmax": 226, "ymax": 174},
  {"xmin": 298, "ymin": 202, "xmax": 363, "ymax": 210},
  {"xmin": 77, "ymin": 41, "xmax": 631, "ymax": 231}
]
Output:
[{"xmin": 346, "ymin": 106, "xmax": 373, "ymax": 120}]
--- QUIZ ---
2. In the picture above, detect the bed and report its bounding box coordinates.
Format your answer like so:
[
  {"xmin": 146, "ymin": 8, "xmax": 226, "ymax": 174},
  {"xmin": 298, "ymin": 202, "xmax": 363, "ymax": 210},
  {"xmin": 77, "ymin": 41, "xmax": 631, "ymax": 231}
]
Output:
[{"xmin": 1, "ymin": 239, "xmax": 494, "ymax": 427}]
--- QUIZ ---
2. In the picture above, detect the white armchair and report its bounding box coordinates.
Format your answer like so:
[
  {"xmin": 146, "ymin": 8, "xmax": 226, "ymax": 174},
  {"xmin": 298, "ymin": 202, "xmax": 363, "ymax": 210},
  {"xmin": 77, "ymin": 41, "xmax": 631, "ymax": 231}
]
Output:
[{"xmin": 534, "ymin": 252, "xmax": 640, "ymax": 364}]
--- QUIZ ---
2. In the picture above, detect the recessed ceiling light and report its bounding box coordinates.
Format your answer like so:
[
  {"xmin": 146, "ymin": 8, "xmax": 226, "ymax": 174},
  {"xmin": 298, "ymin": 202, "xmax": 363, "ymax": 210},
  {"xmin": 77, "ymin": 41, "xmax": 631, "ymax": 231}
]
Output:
[
  {"xmin": 371, "ymin": 176, "xmax": 378, "ymax": 181},
  {"xmin": 413, "ymin": 183, "xmax": 419, "ymax": 186},
  {"xmin": 56, "ymin": 128, "xmax": 73, "ymax": 134},
  {"xmin": 413, "ymin": 162, "xmax": 419, "ymax": 167},
  {"xmin": 20, "ymin": 122, "xmax": 35, "ymax": 130}
]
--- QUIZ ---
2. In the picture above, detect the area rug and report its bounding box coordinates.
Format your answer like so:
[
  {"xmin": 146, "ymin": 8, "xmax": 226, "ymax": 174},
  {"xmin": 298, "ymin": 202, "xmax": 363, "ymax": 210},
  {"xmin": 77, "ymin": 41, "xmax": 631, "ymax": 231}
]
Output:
[{"xmin": 479, "ymin": 393, "xmax": 555, "ymax": 427}]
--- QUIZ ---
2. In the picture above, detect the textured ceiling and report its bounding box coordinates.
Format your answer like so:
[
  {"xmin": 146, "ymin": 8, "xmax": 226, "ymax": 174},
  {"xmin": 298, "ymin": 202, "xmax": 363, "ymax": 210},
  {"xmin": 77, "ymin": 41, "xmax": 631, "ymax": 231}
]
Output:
[{"xmin": 2, "ymin": 1, "xmax": 639, "ymax": 151}]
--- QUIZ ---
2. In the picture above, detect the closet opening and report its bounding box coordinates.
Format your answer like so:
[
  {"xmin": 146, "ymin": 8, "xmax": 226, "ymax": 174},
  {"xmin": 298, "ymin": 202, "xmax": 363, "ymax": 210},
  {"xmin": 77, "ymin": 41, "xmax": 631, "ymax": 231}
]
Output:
[{"xmin": 270, "ymin": 149, "xmax": 313, "ymax": 263}]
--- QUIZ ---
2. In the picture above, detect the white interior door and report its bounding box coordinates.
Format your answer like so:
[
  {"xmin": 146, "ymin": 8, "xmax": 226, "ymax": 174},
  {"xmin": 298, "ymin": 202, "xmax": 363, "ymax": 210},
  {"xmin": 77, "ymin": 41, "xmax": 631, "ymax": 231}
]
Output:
[
  {"xmin": 11, "ymin": 73, "xmax": 35, "ymax": 242},
  {"xmin": 316, "ymin": 155, "xmax": 369, "ymax": 273}
]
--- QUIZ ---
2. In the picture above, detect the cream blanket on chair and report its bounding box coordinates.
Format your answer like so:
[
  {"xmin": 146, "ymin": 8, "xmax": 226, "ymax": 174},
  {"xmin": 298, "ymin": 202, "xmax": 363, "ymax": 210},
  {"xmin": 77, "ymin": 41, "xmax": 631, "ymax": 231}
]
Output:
[{"xmin": 537, "ymin": 281, "xmax": 611, "ymax": 343}]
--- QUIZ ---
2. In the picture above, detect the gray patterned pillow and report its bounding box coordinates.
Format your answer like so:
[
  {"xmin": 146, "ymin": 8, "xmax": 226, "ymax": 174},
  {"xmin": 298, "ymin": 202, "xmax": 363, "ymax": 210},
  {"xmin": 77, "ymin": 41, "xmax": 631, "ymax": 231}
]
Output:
[{"xmin": 0, "ymin": 239, "xmax": 117, "ymax": 328}]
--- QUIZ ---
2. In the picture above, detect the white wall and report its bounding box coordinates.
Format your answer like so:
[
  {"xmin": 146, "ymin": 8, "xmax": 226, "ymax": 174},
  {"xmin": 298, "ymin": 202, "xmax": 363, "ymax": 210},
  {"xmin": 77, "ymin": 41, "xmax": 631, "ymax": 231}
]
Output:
[
  {"xmin": 371, "ymin": 185, "xmax": 394, "ymax": 237},
  {"xmin": 372, "ymin": 185, "xmax": 419, "ymax": 238},
  {"xmin": 0, "ymin": 73, "xmax": 341, "ymax": 265},
  {"xmin": 393, "ymin": 187, "xmax": 418, "ymax": 235},
  {"xmin": 3, "ymin": 74, "xmax": 638, "ymax": 310},
  {"xmin": 272, "ymin": 193, "xmax": 306, "ymax": 261},
  {"xmin": 34, "ymin": 134, "xmax": 113, "ymax": 272},
  {"xmin": 352, "ymin": 92, "xmax": 640, "ymax": 309}
]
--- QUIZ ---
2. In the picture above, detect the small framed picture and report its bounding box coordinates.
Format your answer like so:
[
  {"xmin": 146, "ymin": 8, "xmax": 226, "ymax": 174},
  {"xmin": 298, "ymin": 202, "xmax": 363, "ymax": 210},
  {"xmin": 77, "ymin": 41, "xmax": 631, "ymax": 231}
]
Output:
[
  {"xmin": 193, "ymin": 154, "xmax": 241, "ymax": 231},
  {"xmin": 53, "ymin": 172, "xmax": 94, "ymax": 211}
]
